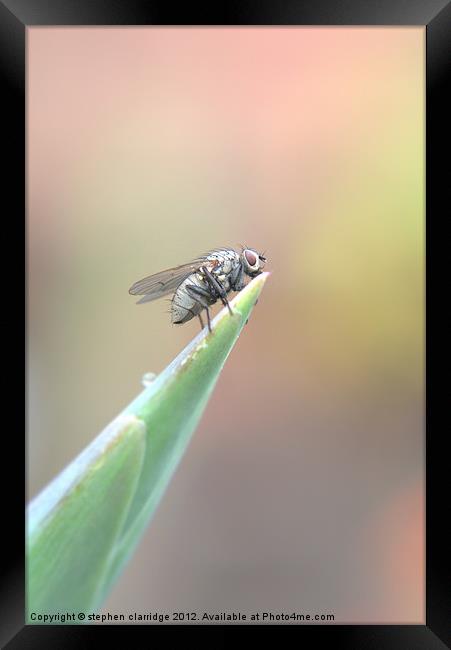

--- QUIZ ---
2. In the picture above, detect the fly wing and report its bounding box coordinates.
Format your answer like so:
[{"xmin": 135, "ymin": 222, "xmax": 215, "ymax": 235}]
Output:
[{"xmin": 128, "ymin": 259, "xmax": 205, "ymax": 304}]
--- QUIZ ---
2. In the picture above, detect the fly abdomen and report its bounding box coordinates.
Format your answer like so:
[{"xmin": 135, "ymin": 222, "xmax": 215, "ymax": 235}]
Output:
[{"xmin": 171, "ymin": 273, "xmax": 214, "ymax": 324}]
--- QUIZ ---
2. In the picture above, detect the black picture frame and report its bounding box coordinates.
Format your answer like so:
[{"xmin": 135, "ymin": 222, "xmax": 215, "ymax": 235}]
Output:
[{"xmin": 3, "ymin": 1, "xmax": 448, "ymax": 647}]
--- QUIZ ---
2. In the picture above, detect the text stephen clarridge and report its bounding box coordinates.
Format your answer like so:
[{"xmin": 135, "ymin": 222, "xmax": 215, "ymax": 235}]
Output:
[{"xmin": 29, "ymin": 611, "xmax": 335, "ymax": 623}]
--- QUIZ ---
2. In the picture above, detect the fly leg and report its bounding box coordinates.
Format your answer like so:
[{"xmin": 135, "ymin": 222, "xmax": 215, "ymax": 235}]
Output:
[
  {"xmin": 198, "ymin": 313, "xmax": 205, "ymax": 330},
  {"xmin": 201, "ymin": 267, "xmax": 234, "ymax": 316},
  {"xmin": 186, "ymin": 284, "xmax": 214, "ymax": 333},
  {"xmin": 230, "ymin": 264, "xmax": 245, "ymax": 292},
  {"xmin": 205, "ymin": 306, "xmax": 212, "ymax": 333}
]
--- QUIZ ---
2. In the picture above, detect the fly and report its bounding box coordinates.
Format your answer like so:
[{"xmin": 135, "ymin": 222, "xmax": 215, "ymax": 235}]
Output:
[{"xmin": 129, "ymin": 246, "xmax": 267, "ymax": 333}]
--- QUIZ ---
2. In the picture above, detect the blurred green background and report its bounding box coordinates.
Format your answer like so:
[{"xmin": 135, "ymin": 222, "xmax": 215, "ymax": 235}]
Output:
[{"xmin": 27, "ymin": 27, "xmax": 424, "ymax": 623}]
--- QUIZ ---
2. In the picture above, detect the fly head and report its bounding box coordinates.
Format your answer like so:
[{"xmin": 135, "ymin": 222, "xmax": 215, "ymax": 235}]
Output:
[{"xmin": 241, "ymin": 247, "xmax": 267, "ymax": 277}]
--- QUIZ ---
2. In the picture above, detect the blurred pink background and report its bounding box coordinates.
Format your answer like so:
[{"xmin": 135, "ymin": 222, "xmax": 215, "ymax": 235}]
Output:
[{"xmin": 27, "ymin": 27, "xmax": 424, "ymax": 623}]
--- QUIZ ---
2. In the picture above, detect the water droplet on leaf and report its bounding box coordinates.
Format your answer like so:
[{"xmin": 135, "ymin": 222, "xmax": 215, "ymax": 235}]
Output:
[{"xmin": 142, "ymin": 372, "xmax": 157, "ymax": 387}]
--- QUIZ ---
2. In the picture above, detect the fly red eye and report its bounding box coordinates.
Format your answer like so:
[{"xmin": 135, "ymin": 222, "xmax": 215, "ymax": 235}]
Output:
[{"xmin": 244, "ymin": 250, "xmax": 257, "ymax": 266}]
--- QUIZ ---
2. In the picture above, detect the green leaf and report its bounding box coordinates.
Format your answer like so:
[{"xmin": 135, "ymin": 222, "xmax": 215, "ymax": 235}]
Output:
[
  {"xmin": 27, "ymin": 272, "xmax": 269, "ymax": 617},
  {"xmin": 27, "ymin": 415, "xmax": 146, "ymax": 618}
]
